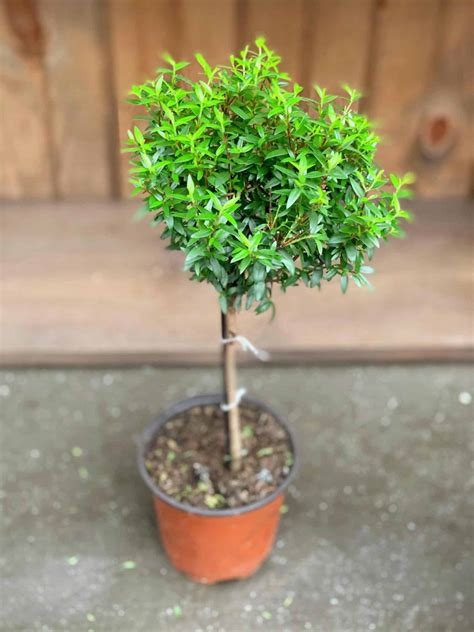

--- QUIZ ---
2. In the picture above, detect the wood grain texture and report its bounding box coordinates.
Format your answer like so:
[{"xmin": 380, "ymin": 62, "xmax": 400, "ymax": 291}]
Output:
[
  {"xmin": 1, "ymin": 199, "xmax": 472, "ymax": 365},
  {"xmin": 0, "ymin": 0, "xmax": 54, "ymax": 199},
  {"xmin": 412, "ymin": 0, "xmax": 473, "ymax": 196},
  {"xmin": 1, "ymin": 0, "xmax": 472, "ymax": 201},
  {"xmin": 179, "ymin": 0, "xmax": 237, "ymax": 79},
  {"xmin": 108, "ymin": 0, "xmax": 178, "ymax": 197},
  {"xmin": 366, "ymin": 0, "xmax": 442, "ymax": 192},
  {"xmin": 40, "ymin": 0, "xmax": 113, "ymax": 198},
  {"xmin": 240, "ymin": 0, "xmax": 305, "ymax": 83},
  {"xmin": 366, "ymin": 0, "xmax": 472, "ymax": 196},
  {"xmin": 305, "ymin": 0, "xmax": 374, "ymax": 95}
]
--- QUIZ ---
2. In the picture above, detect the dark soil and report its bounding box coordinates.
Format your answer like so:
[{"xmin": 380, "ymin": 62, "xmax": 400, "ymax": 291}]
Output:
[{"xmin": 144, "ymin": 403, "xmax": 294, "ymax": 510}]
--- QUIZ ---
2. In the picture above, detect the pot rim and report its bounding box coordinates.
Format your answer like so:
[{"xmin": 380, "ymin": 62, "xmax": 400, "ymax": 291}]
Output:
[{"xmin": 137, "ymin": 393, "xmax": 298, "ymax": 517}]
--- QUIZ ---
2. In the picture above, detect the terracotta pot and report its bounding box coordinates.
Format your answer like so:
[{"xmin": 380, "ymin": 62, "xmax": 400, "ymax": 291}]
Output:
[{"xmin": 138, "ymin": 393, "xmax": 297, "ymax": 584}]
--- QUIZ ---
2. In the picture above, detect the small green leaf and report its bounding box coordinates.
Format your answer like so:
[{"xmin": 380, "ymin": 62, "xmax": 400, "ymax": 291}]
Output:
[
  {"xmin": 133, "ymin": 126, "xmax": 144, "ymax": 145},
  {"xmin": 310, "ymin": 269, "xmax": 323, "ymax": 286},
  {"xmin": 122, "ymin": 560, "xmax": 137, "ymax": 570},
  {"xmin": 345, "ymin": 244, "xmax": 357, "ymax": 262},
  {"xmin": 184, "ymin": 246, "xmax": 205, "ymax": 270},
  {"xmin": 309, "ymin": 212, "xmax": 321, "ymax": 234},
  {"xmin": 195, "ymin": 53, "xmax": 212, "ymax": 77},
  {"xmin": 230, "ymin": 104, "xmax": 249, "ymax": 119},
  {"xmin": 219, "ymin": 295, "xmax": 227, "ymax": 313},
  {"xmin": 351, "ymin": 179, "xmax": 364, "ymax": 198},
  {"xmin": 279, "ymin": 252, "xmax": 296, "ymax": 276},
  {"xmin": 286, "ymin": 188, "xmax": 301, "ymax": 209},
  {"xmin": 242, "ymin": 424, "xmax": 254, "ymax": 438},
  {"xmin": 186, "ymin": 174, "xmax": 195, "ymax": 195}
]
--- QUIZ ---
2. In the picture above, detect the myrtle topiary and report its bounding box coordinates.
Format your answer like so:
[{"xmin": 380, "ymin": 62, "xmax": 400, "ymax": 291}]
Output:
[{"xmin": 127, "ymin": 38, "xmax": 412, "ymax": 469}]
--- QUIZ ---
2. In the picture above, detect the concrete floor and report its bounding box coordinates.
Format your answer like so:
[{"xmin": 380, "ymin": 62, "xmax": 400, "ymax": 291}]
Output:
[{"xmin": 0, "ymin": 365, "xmax": 473, "ymax": 631}]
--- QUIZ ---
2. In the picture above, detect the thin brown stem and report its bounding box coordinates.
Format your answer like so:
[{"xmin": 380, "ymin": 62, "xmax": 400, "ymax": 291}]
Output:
[{"xmin": 221, "ymin": 306, "xmax": 241, "ymax": 471}]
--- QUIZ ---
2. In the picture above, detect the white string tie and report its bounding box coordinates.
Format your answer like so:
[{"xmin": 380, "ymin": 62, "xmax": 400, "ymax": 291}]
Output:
[
  {"xmin": 220, "ymin": 387, "xmax": 247, "ymax": 412},
  {"xmin": 221, "ymin": 335, "xmax": 270, "ymax": 361}
]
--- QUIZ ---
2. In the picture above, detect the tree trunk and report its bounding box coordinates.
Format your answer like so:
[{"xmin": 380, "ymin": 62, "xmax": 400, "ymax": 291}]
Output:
[{"xmin": 221, "ymin": 306, "xmax": 241, "ymax": 471}]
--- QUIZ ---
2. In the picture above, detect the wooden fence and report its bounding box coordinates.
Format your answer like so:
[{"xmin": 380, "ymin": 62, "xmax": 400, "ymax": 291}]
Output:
[{"xmin": 1, "ymin": 0, "xmax": 472, "ymax": 201}]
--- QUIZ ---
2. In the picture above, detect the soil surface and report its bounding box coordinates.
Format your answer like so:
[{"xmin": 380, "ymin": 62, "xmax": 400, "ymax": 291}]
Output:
[{"xmin": 144, "ymin": 403, "xmax": 294, "ymax": 509}]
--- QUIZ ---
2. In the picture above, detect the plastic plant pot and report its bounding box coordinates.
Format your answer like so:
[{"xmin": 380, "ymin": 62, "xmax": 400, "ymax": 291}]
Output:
[{"xmin": 138, "ymin": 393, "xmax": 297, "ymax": 584}]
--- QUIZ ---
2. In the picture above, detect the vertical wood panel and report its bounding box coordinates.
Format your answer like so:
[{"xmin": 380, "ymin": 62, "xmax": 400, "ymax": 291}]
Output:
[
  {"xmin": 412, "ymin": 0, "xmax": 472, "ymax": 196},
  {"xmin": 366, "ymin": 0, "xmax": 442, "ymax": 189},
  {"xmin": 108, "ymin": 0, "xmax": 178, "ymax": 197},
  {"xmin": 40, "ymin": 0, "xmax": 113, "ymax": 199},
  {"xmin": 0, "ymin": 0, "xmax": 54, "ymax": 199},
  {"xmin": 1, "ymin": 0, "xmax": 472, "ymax": 201},
  {"xmin": 241, "ymin": 0, "xmax": 305, "ymax": 83},
  {"xmin": 179, "ymin": 0, "xmax": 237, "ymax": 79},
  {"xmin": 305, "ymin": 0, "xmax": 374, "ymax": 96}
]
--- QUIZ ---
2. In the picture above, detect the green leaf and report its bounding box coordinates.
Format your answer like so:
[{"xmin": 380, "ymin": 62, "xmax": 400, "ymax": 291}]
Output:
[
  {"xmin": 219, "ymin": 294, "xmax": 228, "ymax": 313},
  {"xmin": 280, "ymin": 252, "xmax": 296, "ymax": 276},
  {"xmin": 265, "ymin": 148, "xmax": 288, "ymax": 159},
  {"xmin": 310, "ymin": 269, "xmax": 323, "ymax": 286},
  {"xmin": 230, "ymin": 104, "xmax": 249, "ymax": 119},
  {"xmin": 184, "ymin": 246, "xmax": 205, "ymax": 270},
  {"xmin": 286, "ymin": 189, "xmax": 301, "ymax": 209},
  {"xmin": 345, "ymin": 244, "xmax": 357, "ymax": 262},
  {"xmin": 309, "ymin": 212, "xmax": 322, "ymax": 234},
  {"xmin": 242, "ymin": 424, "xmax": 254, "ymax": 438},
  {"xmin": 195, "ymin": 53, "xmax": 212, "ymax": 77},
  {"xmin": 134, "ymin": 126, "xmax": 144, "ymax": 145},
  {"xmin": 257, "ymin": 447, "xmax": 273, "ymax": 457},
  {"xmin": 186, "ymin": 174, "xmax": 195, "ymax": 195},
  {"xmin": 230, "ymin": 249, "xmax": 249, "ymax": 263},
  {"xmin": 351, "ymin": 179, "xmax": 364, "ymax": 198},
  {"xmin": 340, "ymin": 275, "xmax": 348, "ymax": 293},
  {"xmin": 122, "ymin": 560, "xmax": 137, "ymax": 570}
]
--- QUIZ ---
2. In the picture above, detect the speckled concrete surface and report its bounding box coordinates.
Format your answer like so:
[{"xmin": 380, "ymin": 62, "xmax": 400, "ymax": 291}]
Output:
[{"xmin": 0, "ymin": 366, "xmax": 473, "ymax": 632}]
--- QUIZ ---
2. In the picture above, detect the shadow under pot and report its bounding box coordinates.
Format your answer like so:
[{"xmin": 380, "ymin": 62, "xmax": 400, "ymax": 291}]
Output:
[{"xmin": 138, "ymin": 393, "xmax": 297, "ymax": 584}]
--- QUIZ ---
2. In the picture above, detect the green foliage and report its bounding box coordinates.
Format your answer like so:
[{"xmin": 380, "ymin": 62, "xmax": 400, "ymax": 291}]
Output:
[{"xmin": 127, "ymin": 39, "xmax": 412, "ymax": 314}]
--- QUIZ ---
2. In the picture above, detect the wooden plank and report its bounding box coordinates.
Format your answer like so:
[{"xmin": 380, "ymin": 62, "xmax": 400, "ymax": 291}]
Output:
[
  {"xmin": 0, "ymin": 0, "xmax": 54, "ymax": 199},
  {"xmin": 108, "ymin": 0, "xmax": 178, "ymax": 197},
  {"xmin": 366, "ymin": 0, "xmax": 442, "ymax": 189},
  {"xmin": 305, "ymin": 0, "xmax": 374, "ymax": 96},
  {"xmin": 240, "ymin": 0, "xmax": 305, "ymax": 83},
  {"xmin": 1, "ymin": 199, "xmax": 472, "ymax": 364},
  {"xmin": 413, "ymin": 0, "xmax": 473, "ymax": 196},
  {"xmin": 39, "ymin": 0, "xmax": 113, "ymax": 198},
  {"xmin": 179, "ymin": 0, "xmax": 237, "ymax": 79},
  {"xmin": 1, "ymin": 347, "xmax": 473, "ymax": 369}
]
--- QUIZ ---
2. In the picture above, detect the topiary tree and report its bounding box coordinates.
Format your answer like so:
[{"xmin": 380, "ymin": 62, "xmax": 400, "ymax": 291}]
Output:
[{"xmin": 127, "ymin": 38, "xmax": 412, "ymax": 471}]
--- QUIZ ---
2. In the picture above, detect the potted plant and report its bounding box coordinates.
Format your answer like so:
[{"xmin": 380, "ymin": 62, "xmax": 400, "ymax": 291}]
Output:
[{"xmin": 127, "ymin": 39, "xmax": 411, "ymax": 583}]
